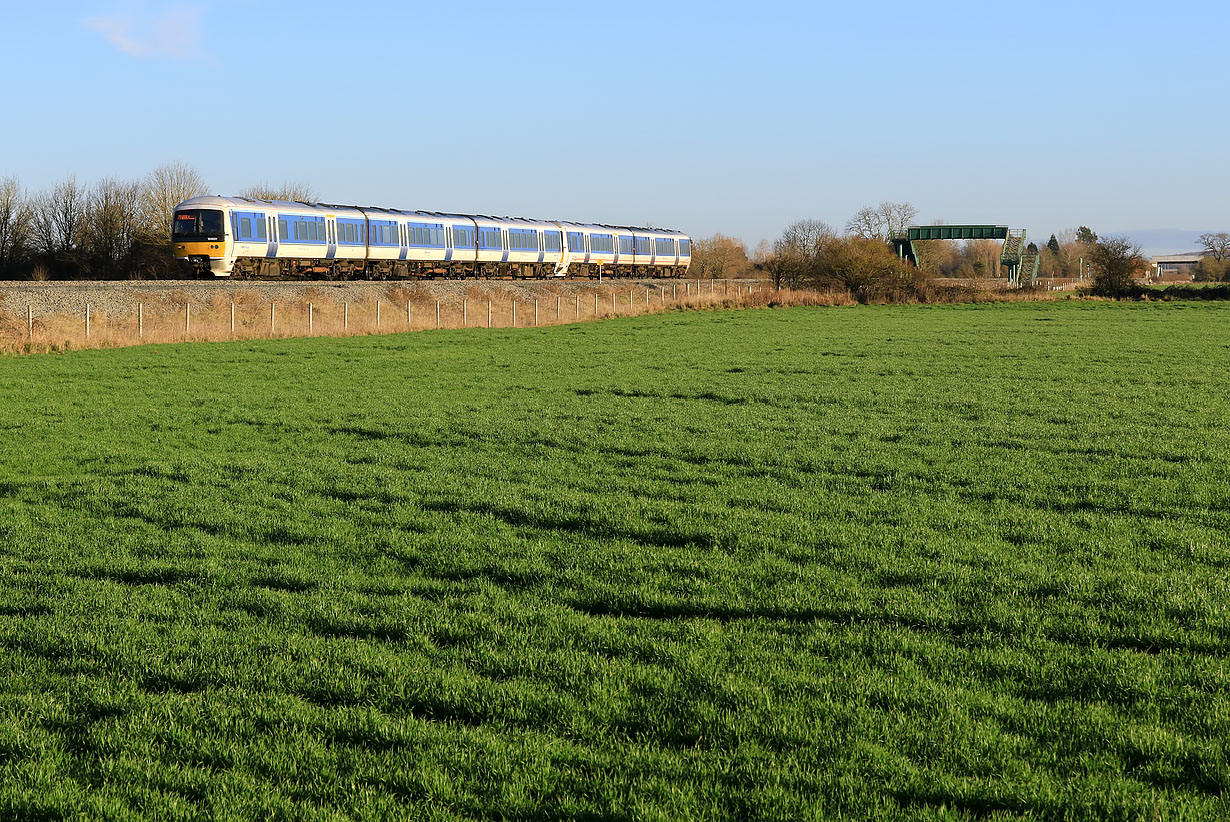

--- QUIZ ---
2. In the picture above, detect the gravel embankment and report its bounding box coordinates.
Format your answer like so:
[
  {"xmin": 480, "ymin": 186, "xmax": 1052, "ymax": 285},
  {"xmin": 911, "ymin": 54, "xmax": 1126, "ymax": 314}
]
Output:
[{"xmin": 0, "ymin": 278, "xmax": 750, "ymax": 320}]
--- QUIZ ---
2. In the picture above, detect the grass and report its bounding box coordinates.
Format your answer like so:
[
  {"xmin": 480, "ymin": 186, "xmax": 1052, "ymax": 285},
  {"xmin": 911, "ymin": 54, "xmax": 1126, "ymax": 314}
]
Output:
[{"xmin": 1, "ymin": 301, "xmax": 1228, "ymax": 820}]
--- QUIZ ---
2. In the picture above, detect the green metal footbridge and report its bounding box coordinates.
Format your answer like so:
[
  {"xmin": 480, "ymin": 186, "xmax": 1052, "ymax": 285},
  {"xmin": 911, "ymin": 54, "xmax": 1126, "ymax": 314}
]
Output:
[{"xmin": 890, "ymin": 225, "xmax": 1039, "ymax": 285}]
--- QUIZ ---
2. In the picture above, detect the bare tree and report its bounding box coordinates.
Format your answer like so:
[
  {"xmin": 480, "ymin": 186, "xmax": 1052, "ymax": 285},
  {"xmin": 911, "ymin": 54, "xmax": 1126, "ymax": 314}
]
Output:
[
  {"xmin": 770, "ymin": 219, "xmax": 836, "ymax": 287},
  {"xmin": 1090, "ymin": 235, "xmax": 1143, "ymax": 297},
  {"xmin": 0, "ymin": 176, "xmax": 32, "ymax": 277},
  {"xmin": 845, "ymin": 202, "xmax": 917, "ymax": 241},
  {"xmin": 777, "ymin": 219, "xmax": 835, "ymax": 255},
  {"xmin": 691, "ymin": 233, "xmax": 751, "ymax": 279},
  {"xmin": 751, "ymin": 239, "xmax": 773, "ymax": 267},
  {"xmin": 139, "ymin": 162, "xmax": 209, "ymax": 242},
  {"xmin": 31, "ymin": 175, "xmax": 86, "ymax": 256},
  {"xmin": 240, "ymin": 181, "xmax": 317, "ymax": 202},
  {"xmin": 1198, "ymin": 232, "xmax": 1230, "ymax": 262},
  {"xmin": 83, "ymin": 177, "xmax": 142, "ymax": 272},
  {"xmin": 877, "ymin": 201, "xmax": 917, "ymax": 238},
  {"xmin": 845, "ymin": 206, "xmax": 882, "ymax": 241}
]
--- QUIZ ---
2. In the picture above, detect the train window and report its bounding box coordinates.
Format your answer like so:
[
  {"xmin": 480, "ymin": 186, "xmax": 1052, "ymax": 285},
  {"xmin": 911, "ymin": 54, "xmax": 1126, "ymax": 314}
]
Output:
[
  {"xmin": 256, "ymin": 220, "xmax": 266, "ymax": 241},
  {"xmin": 508, "ymin": 229, "xmax": 536, "ymax": 251},
  {"xmin": 544, "ymin": 232, "xmax": 561, "ymax": 252},
  {"xmin": 679, "ymin": 239, "xmax": 691, "ymax": 255},
  {"xmin": 278, "ymin": 220, "xmax": 288, "ymax": 241}
]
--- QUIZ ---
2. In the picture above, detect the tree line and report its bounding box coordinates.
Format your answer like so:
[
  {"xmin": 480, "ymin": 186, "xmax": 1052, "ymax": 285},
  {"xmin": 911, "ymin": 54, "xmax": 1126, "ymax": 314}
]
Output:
[
  {"xmin": 0, "ymin": 166, "xmax": 314, "ymax": 280},
  {"xmin": 691, "ymin": 203, "xmax": 1227, "ymax": 299}
]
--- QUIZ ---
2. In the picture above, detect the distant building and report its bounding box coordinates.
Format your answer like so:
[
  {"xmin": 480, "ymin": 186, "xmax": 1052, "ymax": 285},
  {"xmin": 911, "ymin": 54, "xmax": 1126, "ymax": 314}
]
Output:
[{"xmin": 1150, "ymin": 251, "xmax": 1209, "ymax": 278}]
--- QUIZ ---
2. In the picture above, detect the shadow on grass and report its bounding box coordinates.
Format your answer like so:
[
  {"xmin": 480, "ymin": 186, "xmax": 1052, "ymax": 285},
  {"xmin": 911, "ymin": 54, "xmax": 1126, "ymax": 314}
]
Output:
[
  {"xmin": 562, "ymin": 597, "xmax": 1226, "ymax": 661},
  {"xmin": 419, "ymin": 498, "xmax": 713, "ymax": 550},
  {"xmin": 892, "ymin": 787, "xmax": 1035, "ymax": 818}
]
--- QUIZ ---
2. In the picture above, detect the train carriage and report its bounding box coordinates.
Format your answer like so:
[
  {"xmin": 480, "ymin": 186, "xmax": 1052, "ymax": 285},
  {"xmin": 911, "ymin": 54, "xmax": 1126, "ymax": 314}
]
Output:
[{"xmin": 172, "ymin": 195, "xmax": 689, "ymax": 280}]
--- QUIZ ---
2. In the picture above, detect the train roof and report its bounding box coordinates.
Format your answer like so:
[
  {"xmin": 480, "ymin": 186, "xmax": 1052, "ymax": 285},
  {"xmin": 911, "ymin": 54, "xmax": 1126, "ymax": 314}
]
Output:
[{"xmin": 175, "ymin": 196, "xmax": 689, "ymax": 236}]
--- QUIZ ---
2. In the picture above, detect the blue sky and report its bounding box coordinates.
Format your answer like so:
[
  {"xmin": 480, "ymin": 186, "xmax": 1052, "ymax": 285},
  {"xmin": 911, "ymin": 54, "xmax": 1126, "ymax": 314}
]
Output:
[{"xmin": 3, "ymin": 1, "xmax": 1226, "ymax": 252}]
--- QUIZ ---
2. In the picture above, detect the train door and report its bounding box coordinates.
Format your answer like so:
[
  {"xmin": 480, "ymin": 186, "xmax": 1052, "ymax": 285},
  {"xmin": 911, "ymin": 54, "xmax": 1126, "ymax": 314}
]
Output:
[{"xmin": 266, "ymin": 215, "xmax": 278, "ymax": 258}]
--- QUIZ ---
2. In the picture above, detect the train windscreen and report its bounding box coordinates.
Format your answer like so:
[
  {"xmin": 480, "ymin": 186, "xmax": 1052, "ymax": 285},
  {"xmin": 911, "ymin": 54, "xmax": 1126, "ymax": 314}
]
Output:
[{"xmin": 173, "ymin": 209, "xmax": 224, "ymax": 238}]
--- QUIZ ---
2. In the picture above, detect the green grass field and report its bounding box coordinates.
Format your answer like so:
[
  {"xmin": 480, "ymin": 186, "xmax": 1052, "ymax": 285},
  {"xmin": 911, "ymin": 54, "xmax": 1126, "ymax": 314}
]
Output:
[{"xmin": 1, "ymin": 302, "xmax": 1228, "ymax": 820}]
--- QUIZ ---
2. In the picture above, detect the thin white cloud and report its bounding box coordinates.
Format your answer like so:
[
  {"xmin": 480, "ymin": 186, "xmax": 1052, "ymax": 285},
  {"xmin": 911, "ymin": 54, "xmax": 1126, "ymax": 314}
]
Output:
[{"xmin": 85, "ymin": 4, "xmax": 206, "ymax": 59}]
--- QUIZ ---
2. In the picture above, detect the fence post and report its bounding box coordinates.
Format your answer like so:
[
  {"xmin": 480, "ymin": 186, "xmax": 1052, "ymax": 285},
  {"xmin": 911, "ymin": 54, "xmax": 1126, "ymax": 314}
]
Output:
[
  {"xmin": 376, "ymin": 300, "xmax": 381, "ymax": 329},
  {"xmin": 344, "ymin": 302, "xmax": 349, "ymax": 331},
  {"xmin": 645, "ymin": 289, "xmax": 649, "ymax": 308},
  {"xmin": 27, "ymin": 305, "xmax": 32, "ymax": 338},
  {"xmin": 138, "ymin": 302, "xmax": 143, "ymax": 337},
  {"xmin": 512, "ymin": 300, "xmax": 517, "ymax": 328},
  {"xmin": 85, "ymin": 303, "xmax": 90, "ymax": 338},
  {"xmin": 487, "ymin": 300, "xmax": 491, "ymax": 328},
  {"xmin": 308, "ymin": 302, "xmax": 313, "ymax": 333},
  {"xmin": 534, "ymin": 299, "xmax": 538, "ymax": 327},
  {"xmin": 436, "ymin": 300, "xmax": 440, "ymax": 329},
  {"xmin": 673, "ymin": 284, "xmax": 677, "ymax": 300},
  {"xmin": 463, "ymin": 299, "xmax": 467, "ymax": 327},
  {"xmin": 271, "ymin": 302, "xmax": 276, "ymax": 333},
  {"xmin": 230, "ymin": 302, "xmax": 235, "ymax": 335},
  {"xmin": 185, "ymin": 303, "xmax": 191, "ymax": 336},
  {"xmin": 407, "ymin": 300, "xmax": 412, "ymax": 328},
  {"xmin": 594, "ymin": 293, "xmax": 598, "ymax": 316},
  {"xmin": 612, "ymin": 292, "xmax": 616, "ymax": 315},
  {"xmin": 556, "ymin": 295, "xmax": 560, "ymax": 320},
  {"xmin": 575, "ymin": 295, "xmax": 579, "ymax": 320}
]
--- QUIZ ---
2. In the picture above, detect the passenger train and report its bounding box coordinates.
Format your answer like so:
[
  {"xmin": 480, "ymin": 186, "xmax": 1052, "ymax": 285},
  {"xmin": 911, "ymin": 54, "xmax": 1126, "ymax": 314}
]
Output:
[{"xmin": 171, "ymin": 196, "xmax": 692, "ymax": 279}]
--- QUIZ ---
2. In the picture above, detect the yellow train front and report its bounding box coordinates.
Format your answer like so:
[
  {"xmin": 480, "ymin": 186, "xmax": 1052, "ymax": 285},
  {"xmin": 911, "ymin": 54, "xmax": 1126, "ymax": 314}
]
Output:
[{"xmin": 171, "ymin": 196, "xmax": 232, "ymax": 276}]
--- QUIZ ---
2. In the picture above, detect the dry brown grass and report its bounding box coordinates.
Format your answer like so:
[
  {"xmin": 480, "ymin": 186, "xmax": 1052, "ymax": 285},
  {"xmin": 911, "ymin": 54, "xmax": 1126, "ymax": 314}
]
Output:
[
  {"xmin": 0, "ymin": 279, "xmax": 1068, "ymax": 356},
  {"xmin": 0, "ymin": 282, "xmax": 812, "ymax": 356}
]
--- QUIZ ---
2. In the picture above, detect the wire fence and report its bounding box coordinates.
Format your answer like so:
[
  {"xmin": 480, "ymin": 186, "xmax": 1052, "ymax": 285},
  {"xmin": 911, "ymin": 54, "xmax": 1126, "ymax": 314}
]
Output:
[{"xmin": 1, "ymin": 280, "xmax": 829, "ymax": 354}]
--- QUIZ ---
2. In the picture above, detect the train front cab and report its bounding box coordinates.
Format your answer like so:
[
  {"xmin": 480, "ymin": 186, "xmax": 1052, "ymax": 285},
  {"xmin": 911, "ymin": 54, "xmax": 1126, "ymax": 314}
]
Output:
[{"xmin": 172, "ymin": 206, "xmax": 232, "ymax": 276}]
